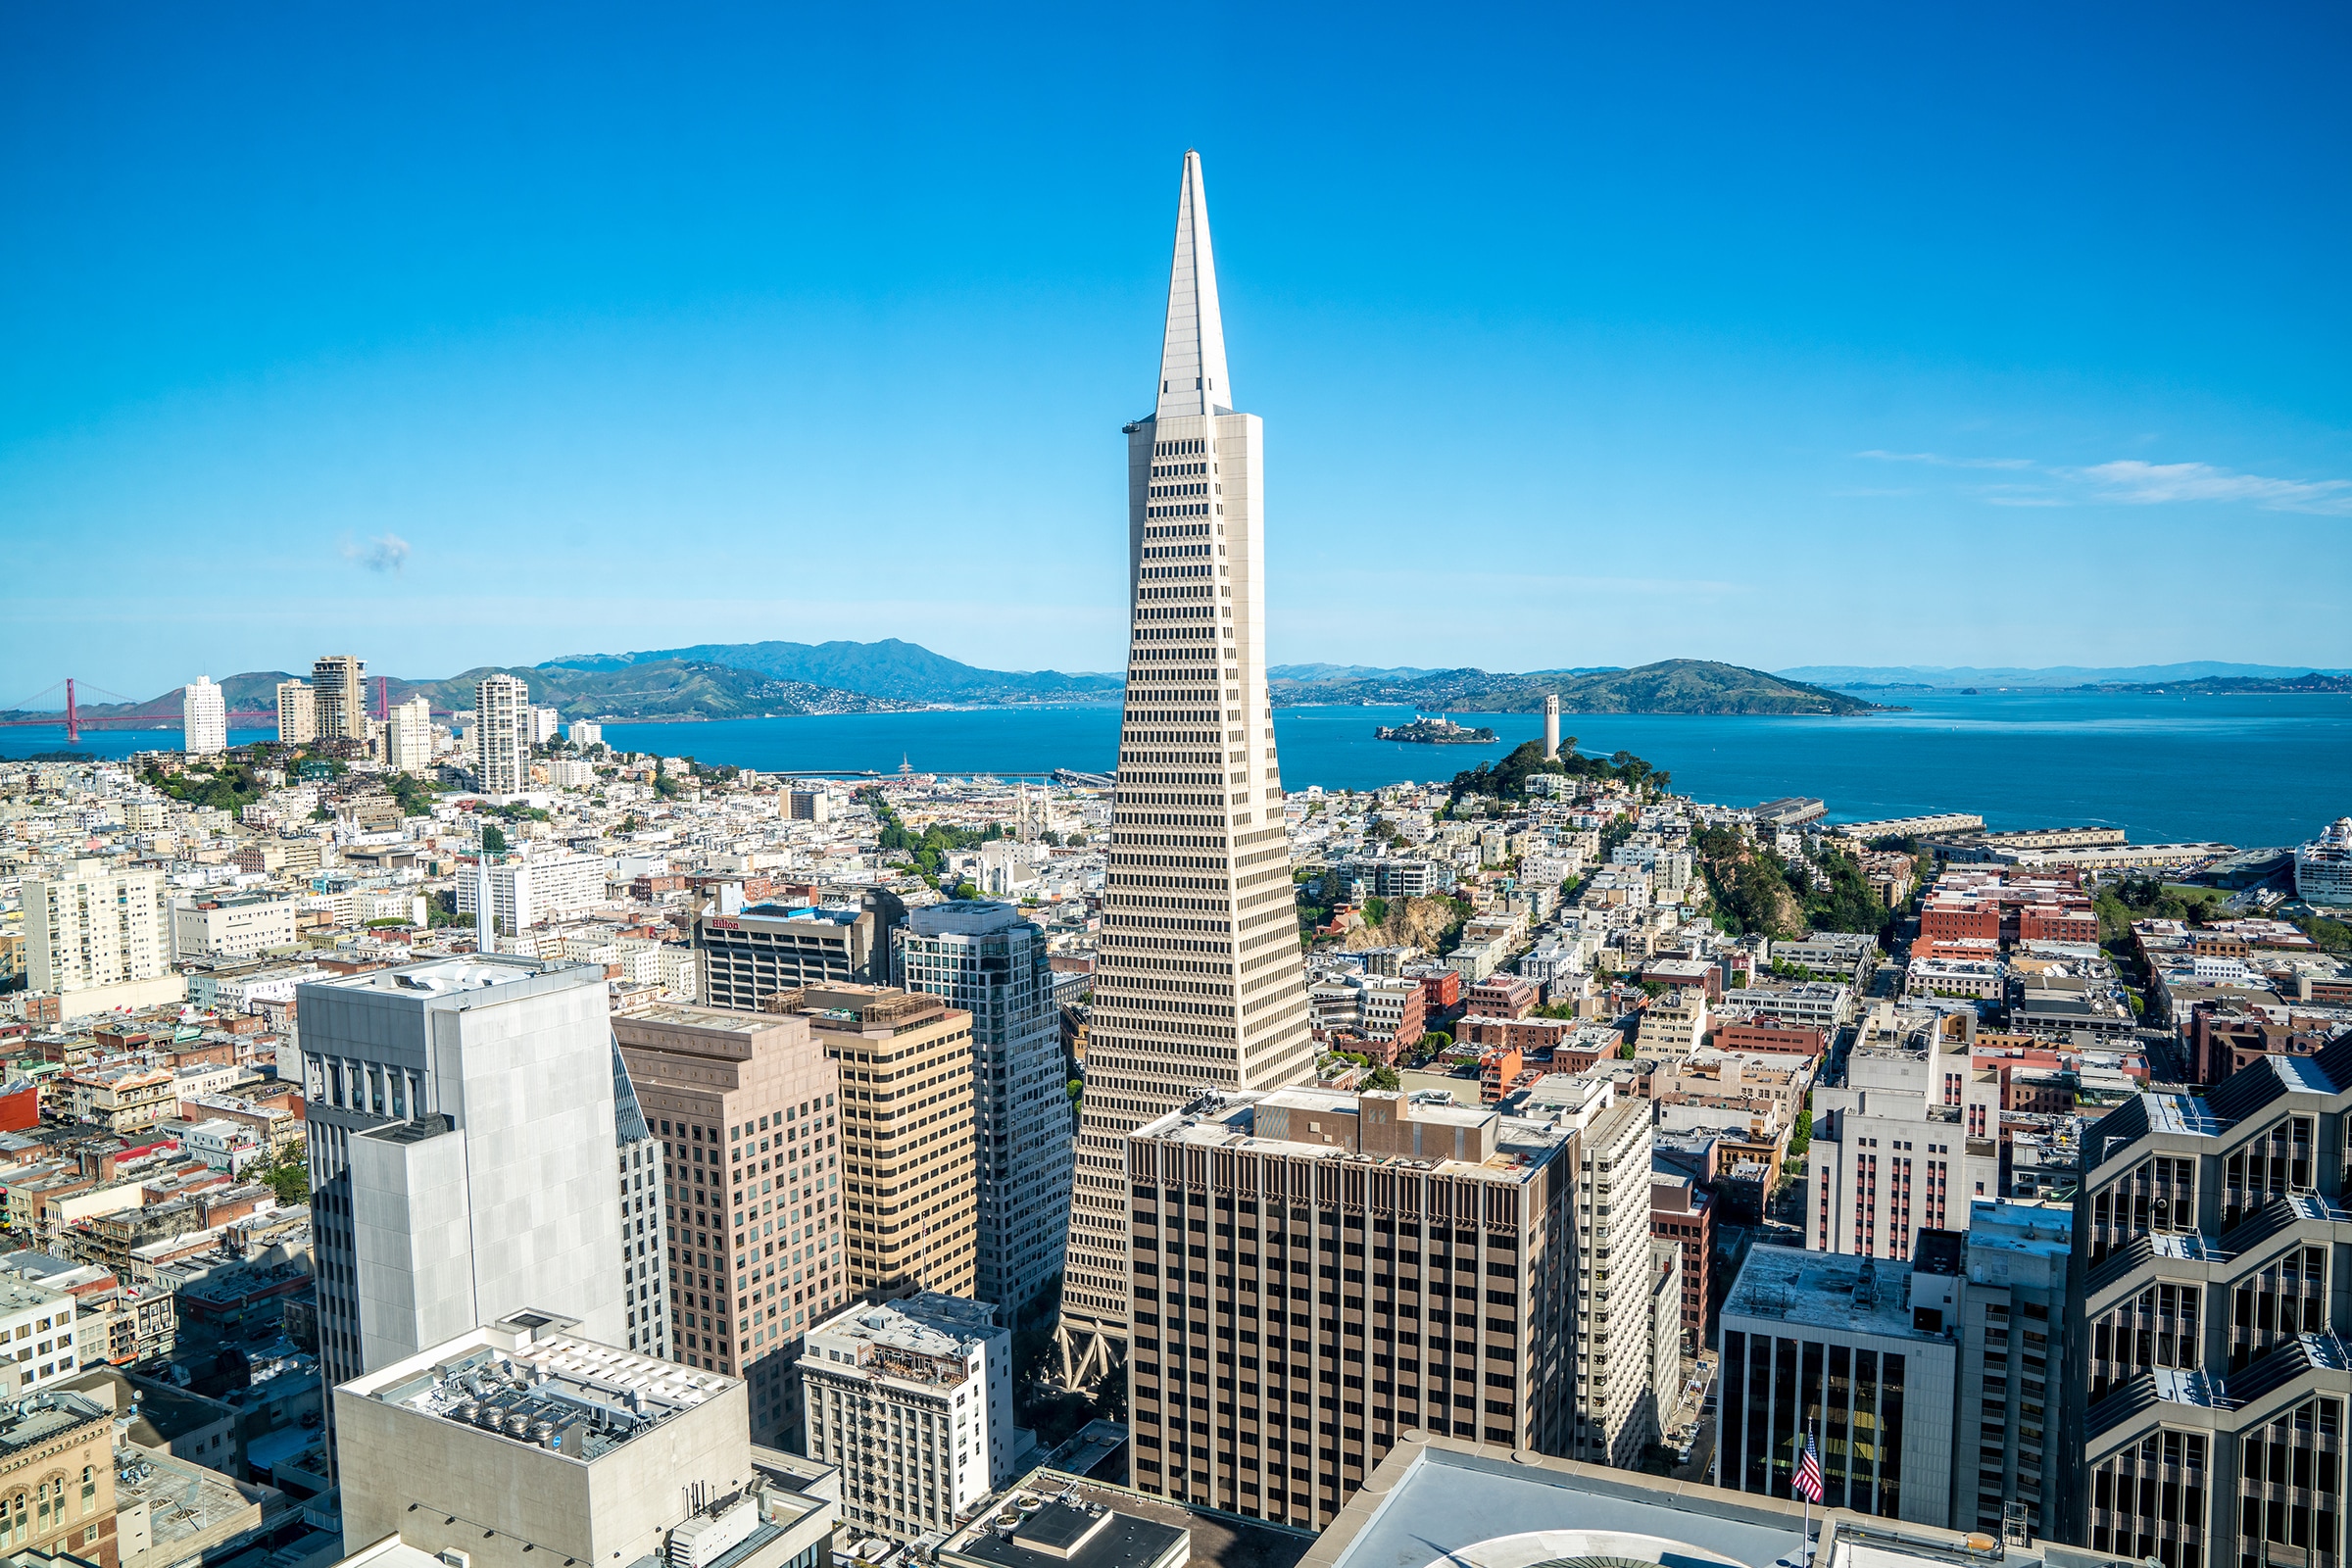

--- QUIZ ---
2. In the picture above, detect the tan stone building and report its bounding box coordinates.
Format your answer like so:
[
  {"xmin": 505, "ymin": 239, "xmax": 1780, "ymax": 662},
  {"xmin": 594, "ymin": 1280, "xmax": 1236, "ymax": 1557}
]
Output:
[
  {"xmin": 0, "ymin": 1392, "xmax": 117, "ymax": 1566},
  {"xmin": 615, "ymin": 1003, "xmax": 846, "ymax": 1447},
  {"xmin": 766, "ymin": 985, "xmax": 977, "ymax": 1301}
]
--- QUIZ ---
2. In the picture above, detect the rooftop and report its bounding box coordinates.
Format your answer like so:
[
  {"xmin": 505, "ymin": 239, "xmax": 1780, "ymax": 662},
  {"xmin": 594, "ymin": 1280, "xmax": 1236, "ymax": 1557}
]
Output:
[
  {"xmin": 944, "ymin": 1469, "xmax": 1309, "ymax": 1568},
  {"xmin": 304, "ymin": 955, "xmax": 603, "ymax": 1003},
  {"xmin": 1721, "ymin": 1247, "xmax": 1942, "ymax": 1343},
  {"xmin": 0, "ymin": 1394, "xmax": 110, "ymax": 1458}
]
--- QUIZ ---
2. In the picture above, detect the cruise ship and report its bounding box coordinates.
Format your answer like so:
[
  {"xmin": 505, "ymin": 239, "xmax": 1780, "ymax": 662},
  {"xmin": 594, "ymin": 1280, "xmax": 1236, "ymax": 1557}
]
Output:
[{"xmin": 2294, "ymin": 816, "xmax": 2352, "ymax": 906}]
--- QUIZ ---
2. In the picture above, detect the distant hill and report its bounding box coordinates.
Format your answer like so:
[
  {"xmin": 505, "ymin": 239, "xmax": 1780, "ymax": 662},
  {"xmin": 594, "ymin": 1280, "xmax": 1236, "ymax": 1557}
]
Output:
[
  {"xmin": 1780, "ymin": 661, "xmax": 2350, "ymax": 689},
  {"xmin": 10, "ymin": 662, "xmax": 917, "ymax": 728},
  {"xmin": 2071, "ymin": 672, "xmax": 2352, "ymax": 696},
  {"xmin": 541, "ymin": 639, "xmax": 1120, "ymax": 706},
  {"xmin": 1269, "ymin": 660, "xmax": 1881, "ymax": 715}
]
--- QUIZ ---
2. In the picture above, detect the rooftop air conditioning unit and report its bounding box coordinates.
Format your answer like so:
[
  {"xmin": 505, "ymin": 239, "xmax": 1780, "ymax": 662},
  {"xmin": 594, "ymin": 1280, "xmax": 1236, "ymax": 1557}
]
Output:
[{"xmin": 438, "ymin": 1552, "xmax": 471, "ymax": 1568}]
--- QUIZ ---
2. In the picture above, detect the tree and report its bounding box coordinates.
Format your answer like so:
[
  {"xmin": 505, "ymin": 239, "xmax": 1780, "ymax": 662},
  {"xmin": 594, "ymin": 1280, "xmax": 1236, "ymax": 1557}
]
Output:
[
  {"xmin": 1787, "ymin": 1102, "xmax": 1813, "ymax": 1161},
  {"xmin": 1364, "ymin": 1064, "xmax": 1402, "ymax": 1091},
  {"xmin": 480, "ymin": 823, "xmax": 509, "ymax": 855},
  {"xmin": 260, "ymin": 1153, "xmax": 310, "ymax": 1205}
]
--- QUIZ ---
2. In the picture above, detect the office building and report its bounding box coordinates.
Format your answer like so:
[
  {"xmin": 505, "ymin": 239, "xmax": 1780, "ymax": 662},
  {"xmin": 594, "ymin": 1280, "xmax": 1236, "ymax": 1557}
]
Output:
[
  {"xmin": 332, "ymin": 1309, "xmax": 836, "ymax": 1568},
  {"xmin": 1812, "ymin": 1022, "xmax": 2001, "ymax": 1259},
  {"xmin": 312, "ymin": 655, "xmax": 367, "ymax": 741},
  {"xmin": 476, "ymin": 673, "xmax": 531, "ymax": 795},
  {"xmin": 1060, "ymin": 149, "xmax": 1317, "ymax": 1389},
  {"xmin": 614, "ymin": 1004, "xmax": 845, "ymax": 1446},
  {"xmin": 1651, "ymin": 1176, "xmax": 1713, "ymax": 1353},
  {"xmin": 605, "ymin": 1037, "xmax": 671, "ymax": 1362},
  {"xmin": 800, "ymin": 1293, "xmax": 1013, "ymax": 1543},
  {"xmin": 182, "ymin": 675, "xmax": 226, "ymax": 756},
  {"xmin": 769, "ymin": 984, "xmax": 974, "ymax": 1300},
  {"xmin": 1122, "ymin": 1086, "xmax": 1582, "ymax": 1535},
  {"xmin": 2074, "ymin": 1047, "xmax": 2352, "ymax": 1568},
  {"xmin": 696, "ymin": 894, "xmax": 905, "ymax": 1009},
  {"xmin": 275, "ymin": 679, "xmax": 317, "ymax": 746},
  {"xmin": 896, "ymin": 902, "xmax": 1073, "ymax": 1321},
  {"xmin": 1716, "ymin": 1245, "xmax": 1958, "ymax": 1527},
  {"xmin": 296, "ymin": 956, "xmax": 626, "ymax": 1392},
  {"xmin": 0, "ymin": 1392, "xmax": 116, "ymax": 1563},
  {"xmin": 171, "ymin": 890, "xmax": 295, "ymax": 961},
  {"xmin": 24, "ymin": 860, "xmax": 170, "ymax": 997},
  {"xmin": 0, "ymin": 1272, "xmax": 90, "ymax": 1395},
  {"xmin": 385, "ymin": 695, "xmax": 434, "ymax": 774},
  {"xmin": 1939, "ymin": 1201, "xmax": 2074, "ymax": 1541}
]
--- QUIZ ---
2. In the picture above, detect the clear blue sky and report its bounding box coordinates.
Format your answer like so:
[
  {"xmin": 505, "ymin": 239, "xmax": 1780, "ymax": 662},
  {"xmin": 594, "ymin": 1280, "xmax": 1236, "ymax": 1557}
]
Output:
[{"xmin": 4, "ymin": 2, "xmax": 2347, "ymax": 701}]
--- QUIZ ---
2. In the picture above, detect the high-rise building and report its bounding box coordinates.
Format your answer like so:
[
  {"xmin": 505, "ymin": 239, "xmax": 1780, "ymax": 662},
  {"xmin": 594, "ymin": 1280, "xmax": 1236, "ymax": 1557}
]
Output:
[
  {"xmin": 385, "ymin": 695, "xmax": 434, "ymax": 774},
  {"xmin": 607, "ymin": 1038, "xmax": 672, "ymax": 1361},
  {"xmin": 275, "ymin": 679, "xmax": 317, "ymax": 746},
  {"xmin": 1941, "ymin": 1201, "xmax": 2074, "ymax": 1541},
  {"xmin": 1575, "ymin": 1097, "xmax": 1660, "ymax": 1468},
  {"xmin": 530, "ymin": 705, "xmax": 561, "ymax": 745},
  {"xmin": 296, "ymin": 956, "xmax": 627, "ymax": 1393},
  {"xmin": 311, "ymin": 655, "xmax": 367, "ymax": 741},
  {"xmin": 767, "ymin": 983, "xmax": 975, "ymax": 1300},
  {"xmin": 1812, "ymin": 1021, "xmax": 2001, "ymax": 1259},
  {"xmin": 567, "ymin": 719, "xmax": 602, "ymax": 750},
  {"xmin": 2074, "ymin": 1052, "xmax": 2352, "ymax": 1568},
  {"xmin": 476, "ymin": 673, "xmax": 531, "ymax": 795},
  {"xmin": 332, "ymin": 1310, "xmax": 838, "ymax": 1568},
  {"xmin": 1122, "ymin": 1087, "xmax": 1579, "ymax": 1534},
  {"xmin": 896, "ymin": 902, "xmax": 1073, "ymax": 1321},
  {"xmin": 182, "ymin": 675, "xmax": 226, "ymax": 755},
  {"xmin": 24, "ymin": 859, "xmax": 169, "ymax": 997},
  {"xmin": 800, "ymin": 1293, "xmax": 1013, "ymax": 1544},
  {"xmin": 1058, "ymin": 150, "xmax": 1316, "ymax": 1387},
  {"xmin": 457, "ymin": 849, "xmax": 607, "ymax": 935},
  {"xmin": 696, "ymin": 893, "xmax": 906, "ymax": 1009},
  {"xmin": 614, "ymin": 1004, "xmax": 846, "ymax": 1446}
]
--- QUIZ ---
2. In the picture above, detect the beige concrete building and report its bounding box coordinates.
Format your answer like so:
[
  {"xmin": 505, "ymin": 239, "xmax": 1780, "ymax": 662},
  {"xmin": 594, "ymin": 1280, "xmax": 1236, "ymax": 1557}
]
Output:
[
  {"xmin": 767, "ymin": 985, "xmax": 976, "ymax": 1301},
  {"xmin": 274, "ymin": 679, "xmax": 316, "ymax": 746},
  {"xmin": 615, "ymin": 1004, "xmax": 846, "ymax": 1447},
  {"xmin": 1123, "ymin": 1086, "xmax": 1581, "ymax": 1535},
  {"xmin": 311, "ymin": 656, "xmax": 366, "ymax": 741},
  {"xmin": 24, "ymin": 861, "xmax": 169, "ymax": 998},
  {"xmin": 0, "ymin": 1391, "xmax": 118, "ymax": 1565},
  {"xmin": 333, "ymin": 1310, "xmax": 836, "ymax": 1568},
  {"xmin": 171, "ymin": 891, "xmax": 295, "ymax": 962}
]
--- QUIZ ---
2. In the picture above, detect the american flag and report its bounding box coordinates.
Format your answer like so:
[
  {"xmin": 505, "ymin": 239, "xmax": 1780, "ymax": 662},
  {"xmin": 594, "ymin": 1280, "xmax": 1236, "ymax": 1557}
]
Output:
[{"xmin": 1794, "ymin": 1434, "xmax": 1824, "ymax": 1504}]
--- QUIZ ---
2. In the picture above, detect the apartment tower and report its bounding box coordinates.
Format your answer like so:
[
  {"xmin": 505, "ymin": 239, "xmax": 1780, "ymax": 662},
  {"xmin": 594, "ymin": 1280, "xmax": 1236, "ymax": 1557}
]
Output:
[
  {"xmin": 896, "ymin": 902, "xmax": 1073, "ymax": 1321},
  {"xmin": 182, "ymin": 675, "xmax": 226, "ymax": 756},
  {"xmin": 1058, "ymin": 150, "xmax": 1316, "ymax": 1386},
  {"xmin": 311, "ymin": 655, "xmax": 367, "ymax": 741},
  {"xmin": 275, "ymin": 679, "xmax": 316, "ymax": 746},
  {"xmin": 615, "ymin": 1003, "xmax": 846, "ymax": 1448},
  {"xmin": 476, "ymin": 672, "xmax": 531, "ymax": 795},
  {"xmin": 767, "ymin": 983, "xmax": 975, "ymax": 1301}
]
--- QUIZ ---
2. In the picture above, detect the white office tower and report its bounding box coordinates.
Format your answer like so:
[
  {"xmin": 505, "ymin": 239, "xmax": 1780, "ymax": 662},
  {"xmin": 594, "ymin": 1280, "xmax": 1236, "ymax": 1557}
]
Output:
[
  {"xmin": 896, "ymin": 902, "xmax": 1073, "ymax": 1322},
  {"xmin": 297, "ymin": 956, "xmax": 628, "ymax": 1392},
  {"xmin": 475, "ymin": 672, "xmax": 531, "ymax": 795},
  {"xmin": 182, "ymin": 675, "xmax": 227, "ymax": 756},
  {"xmin": 1055, "ymin": 151, "xmax": 1316, "ymax": 1386},
  {"xmin": 800, "ymin": 1293, "xmax": 1013, "ymax": 1544},
  {"xmin": 385, "ymin": 695, "xmax": 434, "ymax": 774}
]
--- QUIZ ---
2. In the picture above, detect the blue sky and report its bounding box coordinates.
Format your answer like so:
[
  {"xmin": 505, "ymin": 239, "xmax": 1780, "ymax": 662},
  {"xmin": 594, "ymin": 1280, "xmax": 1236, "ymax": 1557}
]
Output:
[{"xmin": 3, "ymin": 2, "xmax": 2347, "ymax": 701}]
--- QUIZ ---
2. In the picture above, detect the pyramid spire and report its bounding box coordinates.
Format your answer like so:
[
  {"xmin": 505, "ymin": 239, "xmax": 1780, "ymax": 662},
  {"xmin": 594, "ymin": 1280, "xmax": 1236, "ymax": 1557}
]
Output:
[{"xmin": 1154, "ymin": 150, "xmax": 1230, "ymax": 419}]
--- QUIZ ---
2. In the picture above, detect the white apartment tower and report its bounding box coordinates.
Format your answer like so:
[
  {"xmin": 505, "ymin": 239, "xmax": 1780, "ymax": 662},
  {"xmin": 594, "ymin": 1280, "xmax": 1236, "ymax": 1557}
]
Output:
[
  {"xmin": 1573, "ymin": 1097, "xmax": 1659, "ymax": 1468},
  {"xmin": 1056, "ymin": 151, "xmax": 1316, "ymax": 1385},
  {"xmin": 182, "ymin": 675, "xmax": 227, "ymax": 756},
  {"xmin": 895, "ymin": 902, "xmax": 1074, "ymax": 1322},
  {"xmin": 275, "ymin": 679, "xmax": 316, "ymax": 746},
  {"xmin": 25, "ymin": 860, "xmax": 170, "ymax": 997},
  {"xmin": 385, "ymin": 695, "xmax": 435, "ymax": 774},
  {"xmin": 476, "ymin": 673, "xmax": 531, "ymax": 795}
]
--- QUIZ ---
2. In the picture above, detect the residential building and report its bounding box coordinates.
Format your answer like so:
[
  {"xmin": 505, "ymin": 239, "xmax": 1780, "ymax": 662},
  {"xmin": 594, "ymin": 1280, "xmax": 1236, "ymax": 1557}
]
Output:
[
  {"xmin": 1636, "ymin": 989, "xmax": 1707, "ymax": 1058},
  {"xmin": 895, "ymin": 903, "xmax": 1072, "ymax": 1323},
  {"xmin": 799, "ymin": 1293, "xmax": 1012, "ymax": 1543},
  {"xmin": 0, "ymin": 1392, "xmax": 116, "ymax": 1565},
  {"xmin": 697, "ymin": 896, "xmax": 904, "ymax": 1010},
  {"xmin": 457, "ymin": 850, "xmax": 607, "ymax": 935},
  {"xmin": 171, "ymin": 891, "xmax": 294, "ymax": 962},
  {"xmin": 1059, "ymin": 151, "xmax": 1318, "ymax": 1388},
  {"xmin": 385, "ymin": 695, "xmax": 433, "ymax": 773},
  {"xmin": 1723, "ymin": 983, "xmax": 1855, "ymax": 1031},
  {"xmin": 1716, "ymin": 1245, "xmax": 1958, "ymax": 1527},
  {"xmin": 530, "ymin": 705, "xmax": 561, "ymax": 744},
  {"xmin": 1122, "ymin": 1085, "xmax": 1584, "ymax": 1535},
  {"xmin": 24, "ymin": 861, "xmax": 170, "ymax": 997},
  {"xmin": 332, "ymin": 1309, "xmax": 836, "ymax": 1568},
  {"xmin": 1650, "ymin": 1176, "xmax": 1713, "ymax": 1351},
  {"xmin": 274, "ymin": 679, "xmax": 316, "ymax": 747},
  {"xmin": 769, "ymin": 983, "xmax": 975, "ymax": 1299},
  {"xmin": 566, "ymin": 719, "xmax": 602, "ymax": 749},
  {"xmin": 297, "ymin": 956, "xmax": 627, "ymax": 1396},
  {"xmin": 1575, "ymin": 1098, "xmax": 1658, "ymax": 1468},
  {"xmin": 476, "ymin": 673, "xmax": 531, "ymax": 795},
  {"xmin": 311, "ymin": 655, "xmax": 367, "ymax": 741},
  {"xmin": 614, "ymin": 1003, "xmax": 844, "ymax": 1446},
  {"xmin": 0, "ymin": 1274, "xmax": 88, "ymax": 1395},
  {"xmin": 181, "ymin": 675, "xmax": 226, "ymax": 756},
  {"xmin": 2073, "ymin": 1047, "xmax": 2352, "ymax": 1568}
]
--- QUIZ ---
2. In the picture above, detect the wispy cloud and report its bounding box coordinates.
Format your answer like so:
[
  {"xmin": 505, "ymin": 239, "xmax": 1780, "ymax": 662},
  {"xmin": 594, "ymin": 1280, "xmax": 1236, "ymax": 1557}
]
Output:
[
  {"xmin": 343, "ymin": 531, "xmax": 413, "ymax": 573},
  {"xmin": 2075, "ymin": 461, "xmax": 2352, "ymax": 516},
  {"xmin": 1856, "ymin": 450, "xmax": 2036, "ymax": 470}
]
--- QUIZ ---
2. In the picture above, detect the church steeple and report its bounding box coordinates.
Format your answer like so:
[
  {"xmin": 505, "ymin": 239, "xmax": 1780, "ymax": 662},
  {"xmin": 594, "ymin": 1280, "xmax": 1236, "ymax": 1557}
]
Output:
[{"xmin": 1154, "ymin": 150, "xmax": 1230, "ymax": 419}]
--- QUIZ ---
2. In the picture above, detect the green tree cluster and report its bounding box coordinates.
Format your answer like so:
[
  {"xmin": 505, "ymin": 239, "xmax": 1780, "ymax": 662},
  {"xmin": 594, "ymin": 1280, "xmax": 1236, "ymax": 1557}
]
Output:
[
  {"xmin": 1446, "ymin": 739, "xmax": 1667, "ymax": 804},
  {"xmin": 140, "ymin": 760, "xmax": 266, "ymax": 813},
  {"xmin": 2095, "ymin": 876, "xmax": 2227, "ymax": 939},
  {"xmin": 865, "ymin": 791, "xmax": 1001, "ymax": 886}
]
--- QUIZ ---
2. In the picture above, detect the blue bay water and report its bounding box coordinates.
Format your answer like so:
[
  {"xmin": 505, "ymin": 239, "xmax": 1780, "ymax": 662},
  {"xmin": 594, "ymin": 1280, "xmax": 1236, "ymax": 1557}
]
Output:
[{"xmin": 8, "ymin": 689, "xmax": 2344, "ymax": 850}]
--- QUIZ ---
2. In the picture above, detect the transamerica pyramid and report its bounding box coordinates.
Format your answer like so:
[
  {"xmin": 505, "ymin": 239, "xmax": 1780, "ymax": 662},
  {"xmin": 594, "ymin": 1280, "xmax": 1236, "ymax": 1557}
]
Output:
[{"xmin": 1055, "ymin": 151, "xmax": 1315, "ymax": 1385}]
